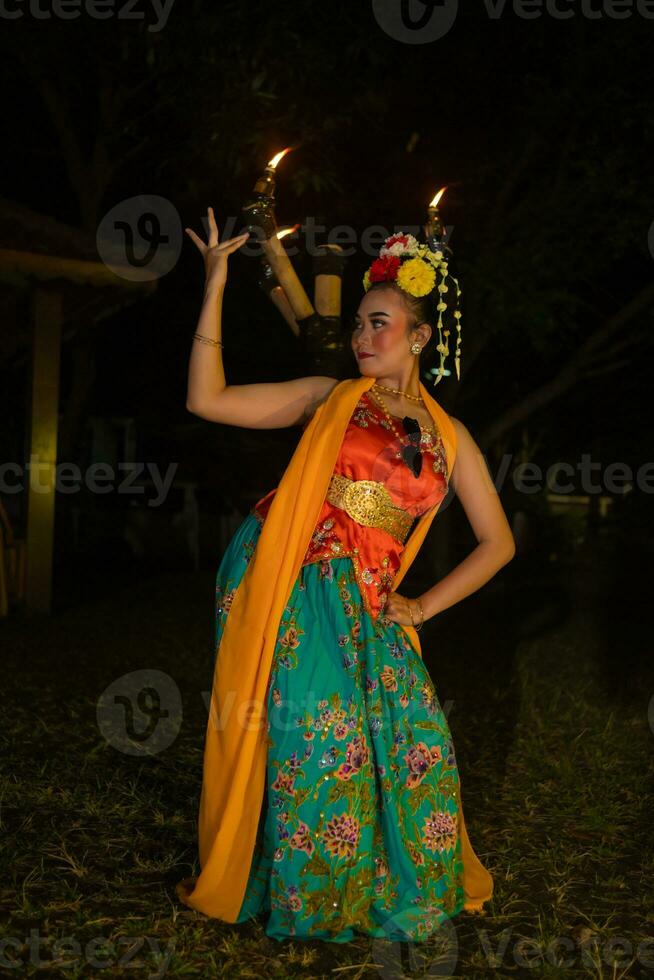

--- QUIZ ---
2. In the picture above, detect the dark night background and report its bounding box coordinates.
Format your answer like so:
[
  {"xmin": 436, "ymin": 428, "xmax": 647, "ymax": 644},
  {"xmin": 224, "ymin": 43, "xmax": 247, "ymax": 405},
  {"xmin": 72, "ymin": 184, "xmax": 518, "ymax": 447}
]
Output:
[{"xmin": 1, "ymin": 1, "xmax": 653, "ymax": 976}]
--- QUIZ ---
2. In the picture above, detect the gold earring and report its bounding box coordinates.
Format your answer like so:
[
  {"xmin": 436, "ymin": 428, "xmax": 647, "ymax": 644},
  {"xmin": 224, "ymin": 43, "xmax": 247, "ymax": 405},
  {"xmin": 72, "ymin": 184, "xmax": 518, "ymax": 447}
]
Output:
[{"xmin": 410, "ymin": 342, "xmax": 422, "ymax": 355}]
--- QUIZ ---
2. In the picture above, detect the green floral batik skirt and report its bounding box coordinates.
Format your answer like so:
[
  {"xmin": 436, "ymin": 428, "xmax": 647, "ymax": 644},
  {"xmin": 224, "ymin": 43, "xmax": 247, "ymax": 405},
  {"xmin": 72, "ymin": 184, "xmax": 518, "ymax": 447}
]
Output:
[{"xmin": 213, "ymin": 510, "xmax": 466, "ymax": 943}]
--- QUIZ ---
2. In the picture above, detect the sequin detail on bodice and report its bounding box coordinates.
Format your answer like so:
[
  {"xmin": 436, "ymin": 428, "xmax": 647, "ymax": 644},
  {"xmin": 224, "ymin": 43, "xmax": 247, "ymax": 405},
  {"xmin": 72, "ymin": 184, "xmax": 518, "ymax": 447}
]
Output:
[{"xmin": 253, "ymin": 390, "xmax": 450, "ymax": 620}]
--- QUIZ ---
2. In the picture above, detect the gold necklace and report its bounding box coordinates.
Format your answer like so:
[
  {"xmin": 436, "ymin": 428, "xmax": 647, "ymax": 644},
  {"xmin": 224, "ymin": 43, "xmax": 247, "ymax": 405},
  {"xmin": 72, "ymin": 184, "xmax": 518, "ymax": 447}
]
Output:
[
  {"xmin": 372, "ymin": 382, "xmax": 423, "ymax": 403},
  {"xmin": 368, "ymin": 387, "xmax": 436, "ymax": 440},
  {"xmin": 370, "ymin": 384, "xmax": 438, "ymax": 439},
  {"xmin": 369, "ymin": 387, "xmax": 403, "ymax": 442}
]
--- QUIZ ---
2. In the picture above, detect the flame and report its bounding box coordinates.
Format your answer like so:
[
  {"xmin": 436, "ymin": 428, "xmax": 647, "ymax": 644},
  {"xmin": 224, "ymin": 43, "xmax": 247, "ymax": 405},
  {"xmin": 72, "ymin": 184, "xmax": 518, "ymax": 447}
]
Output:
[
  {"xmin": 429, "ymin": 186, "xmax": 447, "ymax": 208},
  {"xmin": 276, "ymin": 223, "xmax": 301, "ymax": 240},
  {"xmin": 267, "ymin": 147, "xmax": 292, "ymax": 169}
]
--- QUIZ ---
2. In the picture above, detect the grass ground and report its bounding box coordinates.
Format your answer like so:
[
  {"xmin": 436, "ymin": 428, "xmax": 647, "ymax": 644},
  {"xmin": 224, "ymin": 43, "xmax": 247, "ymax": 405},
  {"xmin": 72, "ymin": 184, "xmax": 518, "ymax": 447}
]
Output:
[{"xmin": 1, "ymin": 522, "xmax": 652, "ymax": 978}]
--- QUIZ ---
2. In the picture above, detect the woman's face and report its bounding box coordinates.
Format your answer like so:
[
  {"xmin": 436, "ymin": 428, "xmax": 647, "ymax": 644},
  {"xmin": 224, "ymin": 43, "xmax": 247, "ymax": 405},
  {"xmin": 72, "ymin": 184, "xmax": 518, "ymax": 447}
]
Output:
[{"xmin": 351, "ymin": 287, "xmax": 426, "ymax": 376}]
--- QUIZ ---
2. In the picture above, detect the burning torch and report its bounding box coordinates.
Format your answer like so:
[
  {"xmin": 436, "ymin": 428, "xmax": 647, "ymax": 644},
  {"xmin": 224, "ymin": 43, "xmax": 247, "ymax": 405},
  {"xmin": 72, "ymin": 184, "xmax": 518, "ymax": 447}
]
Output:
[{"xmin": 242, "ymin": 148, "xmax": 349, "ymax": 376}]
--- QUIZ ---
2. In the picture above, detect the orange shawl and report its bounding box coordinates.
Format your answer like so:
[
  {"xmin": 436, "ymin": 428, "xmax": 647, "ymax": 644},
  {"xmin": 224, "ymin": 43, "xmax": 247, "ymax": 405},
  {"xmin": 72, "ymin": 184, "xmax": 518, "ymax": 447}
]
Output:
[{"xmin": 176, "ymin": 375, "xmax": 493, "ymax": 919}]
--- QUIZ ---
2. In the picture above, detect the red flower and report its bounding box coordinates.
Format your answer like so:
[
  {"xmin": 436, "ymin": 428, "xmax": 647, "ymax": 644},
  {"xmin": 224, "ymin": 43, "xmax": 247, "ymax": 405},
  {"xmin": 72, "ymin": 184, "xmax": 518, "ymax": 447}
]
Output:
[
  {"xmin": 384, "ymin": 233, "xmax": 409, "ymax": 250},
  {"xmin": 369, "ymin": 255, "xmax": 400, "ymax": 283}
]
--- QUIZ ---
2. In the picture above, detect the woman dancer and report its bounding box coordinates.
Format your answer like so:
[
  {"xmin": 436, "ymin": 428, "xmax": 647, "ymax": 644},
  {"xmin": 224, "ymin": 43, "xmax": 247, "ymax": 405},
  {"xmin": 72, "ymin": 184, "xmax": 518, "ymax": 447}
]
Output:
[{"xmin": 176, "ymin": 209, "xmax": 515, "ymax": 943}]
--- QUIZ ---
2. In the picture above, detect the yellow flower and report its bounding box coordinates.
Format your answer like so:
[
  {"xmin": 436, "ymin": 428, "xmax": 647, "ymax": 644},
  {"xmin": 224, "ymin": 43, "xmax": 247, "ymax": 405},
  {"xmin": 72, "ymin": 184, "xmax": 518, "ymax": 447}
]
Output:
[
  {"xmin": 424, "ymin": 250, "xmax": 441, "ymax": 267},
  {"xmin": 362, "ymin": 268, "xmax": 371, "ymax": 291},
  {"xmin": 396, "ymin": 257, "xmax": 435, "ymax": 297}
]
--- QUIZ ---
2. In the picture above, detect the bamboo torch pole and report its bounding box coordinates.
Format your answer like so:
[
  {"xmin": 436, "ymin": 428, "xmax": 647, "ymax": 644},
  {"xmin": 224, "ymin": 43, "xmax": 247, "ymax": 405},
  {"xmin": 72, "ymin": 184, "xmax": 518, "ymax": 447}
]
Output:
[
  {"xmin": 257, "ymin": 225, "xmax": 301, "ymax": 336},
  {"xmin": 241, "ymin": 148, "xmax": 315, "ymax": 322},
  {"xmin": 241, "ymin": 148, "xmax": 348, "ymax": 375}
]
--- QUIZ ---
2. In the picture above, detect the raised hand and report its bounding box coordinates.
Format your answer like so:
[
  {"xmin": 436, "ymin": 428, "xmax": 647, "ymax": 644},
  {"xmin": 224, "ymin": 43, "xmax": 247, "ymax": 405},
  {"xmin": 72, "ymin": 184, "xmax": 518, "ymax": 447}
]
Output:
[{"xmin": 185, "ymin": 207, "xmax": 249, "ymax": 289}]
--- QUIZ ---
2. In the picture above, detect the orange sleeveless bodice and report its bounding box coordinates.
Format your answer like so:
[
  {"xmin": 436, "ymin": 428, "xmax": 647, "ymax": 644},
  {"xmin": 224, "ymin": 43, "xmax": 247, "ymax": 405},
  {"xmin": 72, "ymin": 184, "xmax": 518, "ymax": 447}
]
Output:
[{"xmin": 253, "ymin": 389, "xmax": 451, "ymax": 621}]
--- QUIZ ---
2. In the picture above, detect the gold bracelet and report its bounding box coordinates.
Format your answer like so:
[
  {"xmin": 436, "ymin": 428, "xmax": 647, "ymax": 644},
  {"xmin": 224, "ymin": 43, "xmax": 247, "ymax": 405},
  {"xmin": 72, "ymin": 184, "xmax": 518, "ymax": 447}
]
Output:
[
  {"xmin": 415, "ymin": 597, "xmax": 424, "ymax": 631},
  {"xmin": 407, "ymin": 599, "xmax": 415, "ymax": 628},
  {"xmin": 194, "ymin": 332, "xmax": 223, "ymax": 348}
]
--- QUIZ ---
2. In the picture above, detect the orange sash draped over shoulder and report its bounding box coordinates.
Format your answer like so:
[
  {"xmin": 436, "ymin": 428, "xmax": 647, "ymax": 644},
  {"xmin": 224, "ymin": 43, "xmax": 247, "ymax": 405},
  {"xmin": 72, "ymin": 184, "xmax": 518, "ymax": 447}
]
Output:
[{"xmin": 176, "ymin": 375, "xmax": 493, "ymax": 921}]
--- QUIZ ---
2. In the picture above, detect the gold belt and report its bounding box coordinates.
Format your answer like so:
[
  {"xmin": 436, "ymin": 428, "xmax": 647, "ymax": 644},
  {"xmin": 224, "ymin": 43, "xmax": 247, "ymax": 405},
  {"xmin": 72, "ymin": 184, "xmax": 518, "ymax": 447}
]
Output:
[{"xmin": 326, "ymin": 474, "xmax": 413, "ymax": 543}]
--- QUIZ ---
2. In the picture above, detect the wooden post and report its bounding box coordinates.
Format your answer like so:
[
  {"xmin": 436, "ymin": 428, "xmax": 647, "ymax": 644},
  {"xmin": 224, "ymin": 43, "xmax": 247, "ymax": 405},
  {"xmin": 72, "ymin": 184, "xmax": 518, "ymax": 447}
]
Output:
[{"xmin": 25, "ymin": 285, "xmax": 62, "ymax": 614}]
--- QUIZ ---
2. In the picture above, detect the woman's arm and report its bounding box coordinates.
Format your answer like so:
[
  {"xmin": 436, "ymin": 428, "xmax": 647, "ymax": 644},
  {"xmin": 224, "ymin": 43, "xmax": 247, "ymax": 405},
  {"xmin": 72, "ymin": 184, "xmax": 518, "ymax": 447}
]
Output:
[
  {"xmin": 417, "ymin": 416, "xmax": 516, "ymax": 621},
  {"xmin": 185, "ymin": 207, "xmax": 339, "ymax": 428},
  {"xmin": 186, "ymin": 276, "xmax": 338, "ymax": 427}
]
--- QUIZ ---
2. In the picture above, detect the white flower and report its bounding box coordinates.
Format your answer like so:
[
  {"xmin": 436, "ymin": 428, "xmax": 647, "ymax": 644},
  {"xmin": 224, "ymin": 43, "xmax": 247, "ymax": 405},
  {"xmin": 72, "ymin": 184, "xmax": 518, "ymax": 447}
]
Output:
[{"xmin": 380, "ymin": 232, "xmax": 420, "ymax": 258}]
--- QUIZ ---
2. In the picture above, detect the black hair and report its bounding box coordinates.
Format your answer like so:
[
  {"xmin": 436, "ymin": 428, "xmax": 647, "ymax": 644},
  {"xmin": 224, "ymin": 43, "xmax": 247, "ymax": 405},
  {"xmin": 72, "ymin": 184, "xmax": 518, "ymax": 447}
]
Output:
[{"xmin": 364, "ymin": 280, "xmax": 439, "ymax": 370}]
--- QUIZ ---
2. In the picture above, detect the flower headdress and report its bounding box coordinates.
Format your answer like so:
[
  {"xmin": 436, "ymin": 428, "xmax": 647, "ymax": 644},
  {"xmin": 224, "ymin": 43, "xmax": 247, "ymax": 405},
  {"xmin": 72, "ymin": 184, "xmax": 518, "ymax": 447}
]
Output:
[{"xmin": 362, "ymin": 232, "xmax": 462, "ymax": 383}]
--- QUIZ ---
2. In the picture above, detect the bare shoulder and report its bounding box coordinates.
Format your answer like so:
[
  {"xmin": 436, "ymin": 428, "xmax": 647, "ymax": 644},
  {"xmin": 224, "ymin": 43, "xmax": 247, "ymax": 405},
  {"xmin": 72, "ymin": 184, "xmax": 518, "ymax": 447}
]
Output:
[
  {"xmin": 448, "ymin": 415, "xmax": 487, "ymax": 479},
  {"xmin": 448, "ymin": 415, "xmax": 496, "ymax": 495},
  {"xmin": 450, "ymin": 415, "xmax": 478, "ymax": 448},
  {"xmin": 309, "ymin": 375, "xmax": 341, "ymax": 397},
  {"xmin": 305, "ymin": 375, "xmax": 341, "ymax": 407}
]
